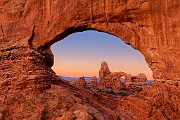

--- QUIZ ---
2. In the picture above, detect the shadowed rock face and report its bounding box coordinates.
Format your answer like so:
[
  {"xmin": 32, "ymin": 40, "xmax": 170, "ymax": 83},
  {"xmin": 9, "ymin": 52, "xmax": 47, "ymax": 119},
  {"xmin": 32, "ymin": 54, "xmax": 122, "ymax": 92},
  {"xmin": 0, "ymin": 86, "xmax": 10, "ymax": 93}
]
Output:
[{"xmin": 0, "ymin": 0, "xmax": 180, "ymax": 119}]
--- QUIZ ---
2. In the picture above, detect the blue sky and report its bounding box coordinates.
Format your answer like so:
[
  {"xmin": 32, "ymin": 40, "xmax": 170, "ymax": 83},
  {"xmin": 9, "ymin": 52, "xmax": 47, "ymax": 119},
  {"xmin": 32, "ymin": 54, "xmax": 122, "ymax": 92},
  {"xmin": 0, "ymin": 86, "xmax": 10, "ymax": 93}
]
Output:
[{"xmin": 51, "ymin": 30, "xmax": 153, "ymax": 80}]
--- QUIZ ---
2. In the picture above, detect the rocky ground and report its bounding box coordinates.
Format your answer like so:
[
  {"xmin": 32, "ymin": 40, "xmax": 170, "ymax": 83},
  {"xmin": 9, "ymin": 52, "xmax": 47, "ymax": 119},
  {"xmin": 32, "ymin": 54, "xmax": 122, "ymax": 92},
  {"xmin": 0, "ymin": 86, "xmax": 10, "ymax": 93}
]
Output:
[{"xmin": 1, "ymin": 78, "xmax": 180, "ymax": 120}]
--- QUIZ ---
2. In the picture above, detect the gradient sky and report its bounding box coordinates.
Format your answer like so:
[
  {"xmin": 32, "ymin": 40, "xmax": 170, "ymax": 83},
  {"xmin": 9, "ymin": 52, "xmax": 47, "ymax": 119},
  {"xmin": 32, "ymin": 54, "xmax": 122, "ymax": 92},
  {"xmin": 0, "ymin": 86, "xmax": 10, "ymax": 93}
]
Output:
[{"xmin": 51, "ymin": 30, "xmax": 153, "ymax": 80}]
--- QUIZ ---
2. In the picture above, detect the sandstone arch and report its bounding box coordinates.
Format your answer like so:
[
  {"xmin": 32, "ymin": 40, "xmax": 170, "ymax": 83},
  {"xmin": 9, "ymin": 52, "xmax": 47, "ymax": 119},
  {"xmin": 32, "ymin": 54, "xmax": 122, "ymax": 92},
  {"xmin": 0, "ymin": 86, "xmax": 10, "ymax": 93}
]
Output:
[{"xmin": 0, "ymin": 0, "xmax": 180, "ymax": 119}]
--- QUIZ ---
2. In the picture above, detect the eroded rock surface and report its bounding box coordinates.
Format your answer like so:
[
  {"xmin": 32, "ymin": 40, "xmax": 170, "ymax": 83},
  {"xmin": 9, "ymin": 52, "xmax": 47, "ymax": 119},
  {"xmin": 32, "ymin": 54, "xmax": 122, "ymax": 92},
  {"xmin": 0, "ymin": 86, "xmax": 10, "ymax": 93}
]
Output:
[
  {"xmin": 99, "ymin": 61, "xmax": 111, "ymax": 79},
  {"xmin": 0, "ymin": 0, "xmax": 180, "ymax": 119},
  {"xmin": 97, "ymin": 61, "xmax": 147, "ymax": 94},
  {"xmin": 88, "ymin": 76, "xmax": 98, "ymax": 87},
  {"xmin": 74, "ymin": 76, "xmax": 87, "ymax": 88}
]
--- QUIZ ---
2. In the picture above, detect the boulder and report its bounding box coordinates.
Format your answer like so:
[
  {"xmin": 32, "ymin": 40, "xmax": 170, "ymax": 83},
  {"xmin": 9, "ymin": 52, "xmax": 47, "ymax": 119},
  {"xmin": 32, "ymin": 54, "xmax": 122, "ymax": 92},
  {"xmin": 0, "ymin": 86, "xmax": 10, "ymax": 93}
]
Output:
[{"xmin": 137, "ymin": 73, "xmax": 147, "ymax": 82}]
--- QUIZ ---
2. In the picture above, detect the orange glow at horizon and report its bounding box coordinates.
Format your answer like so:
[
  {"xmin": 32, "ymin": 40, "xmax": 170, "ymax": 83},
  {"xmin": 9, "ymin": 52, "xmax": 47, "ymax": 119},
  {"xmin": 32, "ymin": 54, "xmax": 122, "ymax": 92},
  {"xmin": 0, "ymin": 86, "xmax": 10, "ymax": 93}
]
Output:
[{"xmin": 52, "ymin": 60, "xmax": 153, "ymax": 80}]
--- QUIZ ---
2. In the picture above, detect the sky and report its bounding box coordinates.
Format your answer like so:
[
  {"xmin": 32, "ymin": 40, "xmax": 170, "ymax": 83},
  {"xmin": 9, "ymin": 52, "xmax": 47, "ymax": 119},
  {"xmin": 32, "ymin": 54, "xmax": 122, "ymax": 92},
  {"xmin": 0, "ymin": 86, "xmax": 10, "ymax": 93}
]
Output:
[{"xmin": 51, "ymin": 30, "xmax": 153, "ymax": 80}]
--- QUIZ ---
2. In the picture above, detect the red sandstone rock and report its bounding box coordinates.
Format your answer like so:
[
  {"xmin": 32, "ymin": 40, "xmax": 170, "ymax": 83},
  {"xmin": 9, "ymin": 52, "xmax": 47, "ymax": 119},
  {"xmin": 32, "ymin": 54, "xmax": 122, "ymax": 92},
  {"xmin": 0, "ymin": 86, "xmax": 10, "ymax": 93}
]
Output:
[
  {"xmin": 99, "ymin": 61, "xmax": 111, "ymax": 79},
  {"xmin": 98, "ymin": 61, "xmax": 148, "ymax": 93},
  {"xmin": 0, "ymin": 0, "xmax": 180, "ymax": 119},
  {"xmin": 88, "ymin": 76, "xmax": 98, "ymax": 87},
  {"xmin": 124, "ymin": 74, "xmax": 133, "ymax": 85},
  {"xmin": 98, "ymin": 71, "xmax": 126, "ymax": 92},
  {"xmin": 137, "ymin": 73, "xmax": 147, "ymax": 82},
  {"xmin": 73, "ymin": 110, "xmax": 94, "ymax": 120},
  {"xmin": 112, "ymin": 78, "xmax": 126, "ymax": 93},
  {"xmin": 74, "ymin": 76, "xmax": 87, "ymax": 88}
]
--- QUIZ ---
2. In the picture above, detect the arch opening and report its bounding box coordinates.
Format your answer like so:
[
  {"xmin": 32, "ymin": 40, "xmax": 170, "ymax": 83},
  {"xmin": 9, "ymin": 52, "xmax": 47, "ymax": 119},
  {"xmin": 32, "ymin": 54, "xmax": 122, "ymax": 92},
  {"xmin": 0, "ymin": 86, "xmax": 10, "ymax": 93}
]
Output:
[
  {"xmin": 51, "ymin": 30, "xmax": 153, "ymax": 81},
  {"xmin": 120, "ymin": 76, "xmax": 126, "ymax": 82}
]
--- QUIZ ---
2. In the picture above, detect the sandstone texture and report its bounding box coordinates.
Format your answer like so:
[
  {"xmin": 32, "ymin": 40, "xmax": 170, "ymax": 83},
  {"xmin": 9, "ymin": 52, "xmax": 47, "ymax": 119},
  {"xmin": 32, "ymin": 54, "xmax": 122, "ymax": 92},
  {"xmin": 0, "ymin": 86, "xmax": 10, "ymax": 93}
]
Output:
[
  {"xmin": 98, "ymin": 61, "xmax": 147, "ymax": 92},
  {"xmin": 74, "ymin": 76, "xmax": 87, "ymax": 88},
  {"xmin": 99, "ymin": 61, "xmax": 111, "ymax": 79},
  {"xmin": 88, "ymin": 76, "xmax": 98, "ymax": 87},
  {"xmin": 97, "ymin": 61, "xmax": 146, "ymax": 95},
  {"xmin": 0, "ymin": 0, "xmax": 180, "ymax": 120}
]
